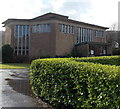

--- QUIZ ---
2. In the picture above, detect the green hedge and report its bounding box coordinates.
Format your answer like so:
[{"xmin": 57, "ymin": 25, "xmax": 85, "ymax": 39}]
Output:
[
  {"xmin": 30, "ymin": 58, "xmax": 120, "ymax": 109},
  {"xmin": 71, "ymin": 55, "xmax": 120, "ymax": 66},
  {"xmin": 2, "ymin": 44, "xmax": 13, "ymax": 63}
]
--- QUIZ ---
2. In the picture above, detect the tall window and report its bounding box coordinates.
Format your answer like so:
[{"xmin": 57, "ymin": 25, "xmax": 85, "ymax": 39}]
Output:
[
  {"xmin": 76, "ymin": 27, "xmax": 94, "ymax": 44},
  {"xmin": 14, "ymin": 25, "xmax": 30, "ymax": 56},
  {"xmin": 32, "ymin": 23, "xmax": 51, "ymax": 33}
]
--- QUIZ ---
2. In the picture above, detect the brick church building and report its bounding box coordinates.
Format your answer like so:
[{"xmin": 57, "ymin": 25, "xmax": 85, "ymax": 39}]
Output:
[{"xmin": 2, "ymin": 12, "xmax": 112, "ymax": 59}]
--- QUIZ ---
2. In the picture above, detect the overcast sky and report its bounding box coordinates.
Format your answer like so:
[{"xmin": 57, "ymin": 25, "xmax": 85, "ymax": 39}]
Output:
[{"xmin": 0, "ymin": 0, "xmax": 119, "ymax": 30}]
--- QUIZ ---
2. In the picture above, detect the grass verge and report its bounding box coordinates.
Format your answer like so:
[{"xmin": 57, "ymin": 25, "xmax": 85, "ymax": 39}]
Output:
[{"xmin": 0, "ymin": 63, "xmax": 30, "ymax": 69}]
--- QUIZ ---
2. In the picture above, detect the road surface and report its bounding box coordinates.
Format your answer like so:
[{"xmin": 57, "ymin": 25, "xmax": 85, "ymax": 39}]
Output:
[{"xmin": 0, "ymin": 69, "xmax": 52, "ymax": 109}]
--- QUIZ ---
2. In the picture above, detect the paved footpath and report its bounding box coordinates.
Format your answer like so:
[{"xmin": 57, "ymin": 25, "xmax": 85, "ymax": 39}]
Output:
[{"xmin": 0, "ymin": 69, "xmax": 53, "ymax": 109}]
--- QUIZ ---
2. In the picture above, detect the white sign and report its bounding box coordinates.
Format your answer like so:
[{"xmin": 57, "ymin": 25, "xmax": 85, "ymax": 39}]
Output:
[{"xmin": 90, "ymin": 50, "xmax": 94, "ymax": 55}]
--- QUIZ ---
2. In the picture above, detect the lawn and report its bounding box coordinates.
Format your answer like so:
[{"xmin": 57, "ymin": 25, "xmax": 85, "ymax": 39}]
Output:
[{"xmin": 0, "ymin": 63, "xmax": 30, "ymax": 69}]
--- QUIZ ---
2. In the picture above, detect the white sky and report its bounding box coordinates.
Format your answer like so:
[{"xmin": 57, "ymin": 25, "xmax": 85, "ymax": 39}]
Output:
[{"xmin": 0, "ymin": 0, "xmax": 119, "ymax": 31}]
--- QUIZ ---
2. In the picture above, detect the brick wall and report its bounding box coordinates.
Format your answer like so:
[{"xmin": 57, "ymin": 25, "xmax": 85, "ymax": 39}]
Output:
[
  {"xmin": 29, "ymin": 23, "xmax": 56, "ymax": 58},
  {"xmin": 75, "ymin": 44, "xmax": 89, "ymax": 57},
  {"xmin": 4, "ymin": 25, "xmax": 12, "ymax": 45},
  {"xmin": 55, "ymin": 23, "xmax": 75, "ymax": 56}
]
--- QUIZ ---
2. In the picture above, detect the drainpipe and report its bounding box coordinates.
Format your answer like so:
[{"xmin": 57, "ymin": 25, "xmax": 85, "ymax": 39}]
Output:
[{"xmin": 87, "ymin": 44, "xmax": 89, "ymax": 57}]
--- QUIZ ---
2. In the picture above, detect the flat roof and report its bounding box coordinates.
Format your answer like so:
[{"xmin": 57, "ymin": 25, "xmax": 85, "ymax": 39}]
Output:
[{"xmin": 75, "ymin": 42, "xmax": 111, "ymax": 46}]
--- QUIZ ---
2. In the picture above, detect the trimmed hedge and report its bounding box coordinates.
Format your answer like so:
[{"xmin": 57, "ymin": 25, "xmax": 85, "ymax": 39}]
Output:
[
  {"xmin": 30, "ymin": 58, "xmax": 120, "ymax": 109},
  {"xmin": 71, "ymin": 55, "xmax": 120, "ymax": 66},
  {"xmin": 2, "ymin": 44, "xmax": 13, "ymax": 63}
]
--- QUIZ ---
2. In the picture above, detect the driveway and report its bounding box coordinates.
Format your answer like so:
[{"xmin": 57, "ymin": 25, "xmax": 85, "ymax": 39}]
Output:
[{"xmin": 0, "ymin": 69, "xmax": 53, "ymax": 108}]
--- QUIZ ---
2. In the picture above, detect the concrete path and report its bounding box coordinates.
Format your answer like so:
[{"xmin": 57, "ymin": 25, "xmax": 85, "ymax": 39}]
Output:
[{"xmin": 0, "ymin": 69, "xmax": 53, "ymax": 109}]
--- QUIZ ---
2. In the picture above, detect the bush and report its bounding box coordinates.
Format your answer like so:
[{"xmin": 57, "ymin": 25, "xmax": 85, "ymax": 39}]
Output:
[
  {"xmin": 71, "ymin": 55, "xmax": 120, "ymax": 66},
  {"xmin": 13, "ymin": 56, "xmax": 29, "ymax": 63},
  {"xmin": 30, "ymin": 58, "xmax": 120, "ymax": 109},
  {"xmin": 0, "ymin": 47, "xmax": 2, "ymax": 63},
  {"xmin": 2, "ymin": 44, "xmax": 13, "ymax": 63},
  {"xmin": 113, "ymin": 49, "xmax": 120, "ymax": 55}
]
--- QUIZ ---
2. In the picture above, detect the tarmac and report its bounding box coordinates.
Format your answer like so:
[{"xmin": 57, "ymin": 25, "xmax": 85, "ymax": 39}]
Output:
[{"xmin": 0, "ymin": 69, "xmax": 53, "ymax": 109}]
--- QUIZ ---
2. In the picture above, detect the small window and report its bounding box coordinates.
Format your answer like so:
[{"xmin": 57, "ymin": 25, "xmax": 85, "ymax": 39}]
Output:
[
  {"xmin": 59, "ymin": 24, "xmax": 62, "ymax": 32},
  {"xmin": 62, "ymin": 24, "xmax": 65, "ymax": 33},
  {"xmin": 47, "ymin": 24, "xmax": 51, "ymax": 32},
  {"xmin": 66, "ymin": 25, "xmax": 68, "ymax": 33},
  {"xmin": 32, "ymin": 25, "xmax": 37, "ymax": 33},
  {"xmin": 59, "ymin": 24, "xmax": 74, "ymax": 34},
  {"xmin": 71, "ymin": 26, "xmax": 74, "ymax": 34},
  {"xmin": 96, "ymin": 30, "xmax": 104, "ymax": 37}
]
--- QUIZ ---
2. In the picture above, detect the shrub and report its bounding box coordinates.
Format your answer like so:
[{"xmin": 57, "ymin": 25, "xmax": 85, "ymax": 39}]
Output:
[
  {"xmin": 0, "ymin": 47, "xmax": 2, "ymax": 63},
  {"xmin": 14, "ymin": 56, "xmax": 29, "ymax": 63},
  {"xmin": 2, "ymin": 44, "xmax": 13, "ymax": 63},
  {"xmin": 30, "ymin": 58, "xmax": 120, "ymax": 109},
  {"xmin": 71, "ymin": 55, "xmax": 120, "ymax": 66},
  {"xmin": 112, "ymin": 49, "xmax": 120, "ymax": 55}
]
